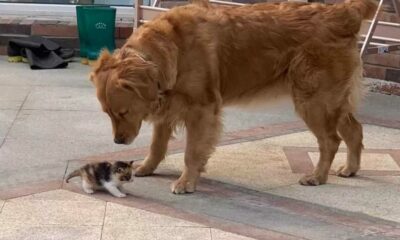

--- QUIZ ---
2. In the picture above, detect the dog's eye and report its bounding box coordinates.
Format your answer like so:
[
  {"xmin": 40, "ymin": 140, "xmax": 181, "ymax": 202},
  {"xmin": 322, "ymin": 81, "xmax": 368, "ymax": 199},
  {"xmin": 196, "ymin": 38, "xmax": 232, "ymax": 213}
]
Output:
[{"xmin": 119, "ymin": 110, "xmax": 129, "ymax": 117}]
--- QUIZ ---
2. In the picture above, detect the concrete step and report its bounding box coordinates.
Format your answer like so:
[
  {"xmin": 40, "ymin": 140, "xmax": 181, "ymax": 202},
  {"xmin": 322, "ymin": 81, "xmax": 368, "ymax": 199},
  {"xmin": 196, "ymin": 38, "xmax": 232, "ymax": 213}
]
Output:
[{"xmin": 364, "ymin": 64, "xmax": 400, "ymax": 83}]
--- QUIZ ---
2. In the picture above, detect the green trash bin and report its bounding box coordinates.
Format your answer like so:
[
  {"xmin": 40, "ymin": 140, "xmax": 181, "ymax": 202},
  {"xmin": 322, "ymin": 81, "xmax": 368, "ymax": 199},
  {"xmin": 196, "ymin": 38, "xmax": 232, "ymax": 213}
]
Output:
[{"xmin": 76, "ymin": 6, "xmax": 116, "ymax": 64}]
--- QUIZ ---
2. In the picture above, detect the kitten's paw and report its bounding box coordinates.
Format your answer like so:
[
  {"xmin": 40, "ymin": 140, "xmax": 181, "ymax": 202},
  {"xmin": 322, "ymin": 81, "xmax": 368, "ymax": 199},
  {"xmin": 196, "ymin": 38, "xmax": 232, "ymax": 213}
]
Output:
[
  {"xmin": 83, "ymin": 188, "xmax": 94, "ymax": 194},
  {"xmin": 114, "ymin": 192, "xmax": 127, "ymax": 198}
]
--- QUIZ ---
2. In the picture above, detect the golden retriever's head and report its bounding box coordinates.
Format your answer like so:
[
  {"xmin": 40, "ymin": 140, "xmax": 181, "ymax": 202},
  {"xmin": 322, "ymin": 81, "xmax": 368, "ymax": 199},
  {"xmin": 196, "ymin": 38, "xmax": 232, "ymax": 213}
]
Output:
[{"xmin": 90, "ymin": 49, "xmax": 160, "ymax": 145}]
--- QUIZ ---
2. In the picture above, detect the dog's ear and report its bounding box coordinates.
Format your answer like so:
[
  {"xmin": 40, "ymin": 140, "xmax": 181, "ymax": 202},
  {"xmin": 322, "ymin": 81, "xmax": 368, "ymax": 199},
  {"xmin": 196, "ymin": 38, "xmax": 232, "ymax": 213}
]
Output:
[
  {"xmin": 118, "ymin": 77, "xmax": 159, "ymax": 103},
  {"xmin": 89, "ymin": 72, "xmax": 95, "ymax": 83},
  {"xmin": 119, "ymin": 77, "xmax": 166, "ymax": 112},
  {"xmin": 117, "ymin": 56, "xmax": 159, "ymax": 101},
  {"xmin": 93, "ymin": 49, "xmax": 119, "ymax": 72},
  {"xmin": 90, "ymin": 49, "xmax": 119, "ymax": 85}
]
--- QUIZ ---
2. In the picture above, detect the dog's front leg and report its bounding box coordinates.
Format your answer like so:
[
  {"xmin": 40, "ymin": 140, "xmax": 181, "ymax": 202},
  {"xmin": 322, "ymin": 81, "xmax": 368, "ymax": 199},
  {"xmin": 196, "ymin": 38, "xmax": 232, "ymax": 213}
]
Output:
[
  {"xmin": 135, "ymin": 121, "xmax": 173, "ymax": 176},
  {"xmin": 171, "ymin": 106, "xmax": 222, "ymax": 194}
]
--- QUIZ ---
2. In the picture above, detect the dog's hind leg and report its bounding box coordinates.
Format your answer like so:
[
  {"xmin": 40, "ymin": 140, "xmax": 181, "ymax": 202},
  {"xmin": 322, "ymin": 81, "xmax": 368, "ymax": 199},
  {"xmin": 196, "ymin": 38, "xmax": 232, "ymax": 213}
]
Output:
[
  {"xmin": 171, "ymin": 105, "xmax": 222, "ymax": 194},
  {"xmin": 294, "ymin": 95, "xmax": 342, "ymax": 186},
  {"xmin": 336, "ymin": 113, "xmax": 363, "ymax": 177},
  {"xmin": 135, "ymin": 121, "xmax": 173, "ymax": 176}
]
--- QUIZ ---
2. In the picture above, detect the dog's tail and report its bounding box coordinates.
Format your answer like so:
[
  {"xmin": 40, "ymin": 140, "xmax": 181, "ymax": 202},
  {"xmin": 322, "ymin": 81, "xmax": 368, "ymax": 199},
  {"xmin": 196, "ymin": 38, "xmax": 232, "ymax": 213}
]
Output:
[
  {"xmin": 65, "ymin": 169, "xmax": 81, "ymax": 183},
  {"xmin": 325, "ymin": 0, "xmax": 378, "ymax": 36},
  {"xmin": 345, "ymin": 0, "xmax": 378, "ymax": 20}
]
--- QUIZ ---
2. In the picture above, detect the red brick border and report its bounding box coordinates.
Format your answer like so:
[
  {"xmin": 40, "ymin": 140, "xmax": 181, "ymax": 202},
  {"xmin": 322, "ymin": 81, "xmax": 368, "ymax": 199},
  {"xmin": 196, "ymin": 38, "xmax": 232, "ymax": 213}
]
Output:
[{"xmin": 0, "ymin": 180, "xmax": 62, "ymax": 200}]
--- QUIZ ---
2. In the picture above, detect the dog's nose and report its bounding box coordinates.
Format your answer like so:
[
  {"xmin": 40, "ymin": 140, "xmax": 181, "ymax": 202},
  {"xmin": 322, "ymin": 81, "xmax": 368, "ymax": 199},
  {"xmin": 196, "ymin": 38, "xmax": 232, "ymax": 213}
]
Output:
[{"xmin": 114, "ymin": 137, "xmax": 125, "ymax": 144}]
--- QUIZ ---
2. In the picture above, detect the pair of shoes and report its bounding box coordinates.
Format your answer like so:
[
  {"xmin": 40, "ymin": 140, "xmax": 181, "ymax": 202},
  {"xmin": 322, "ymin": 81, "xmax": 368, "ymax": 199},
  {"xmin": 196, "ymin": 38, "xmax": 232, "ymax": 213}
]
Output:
[
  {"xmin": 7, "ymin": 36, "xmax": 74, "ymax": 69},
  {"xmin": 76, "ymin": 6, "xmax": 116, "ymax": 64}
]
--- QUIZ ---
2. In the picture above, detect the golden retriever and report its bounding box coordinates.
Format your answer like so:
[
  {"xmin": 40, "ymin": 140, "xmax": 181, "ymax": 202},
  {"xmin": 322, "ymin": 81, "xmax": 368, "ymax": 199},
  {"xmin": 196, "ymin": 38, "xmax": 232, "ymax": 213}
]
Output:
[{"xmin": 90, "ymin": 0, "xmax": 377, "ymax": 194}]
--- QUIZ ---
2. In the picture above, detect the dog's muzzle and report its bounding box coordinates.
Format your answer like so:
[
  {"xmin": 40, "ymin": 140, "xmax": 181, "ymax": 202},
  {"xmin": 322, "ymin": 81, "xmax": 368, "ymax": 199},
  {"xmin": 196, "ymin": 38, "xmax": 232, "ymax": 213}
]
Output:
[{"xmin": 114, "ymin": 137, "xmax": 126, "ymax": 144}]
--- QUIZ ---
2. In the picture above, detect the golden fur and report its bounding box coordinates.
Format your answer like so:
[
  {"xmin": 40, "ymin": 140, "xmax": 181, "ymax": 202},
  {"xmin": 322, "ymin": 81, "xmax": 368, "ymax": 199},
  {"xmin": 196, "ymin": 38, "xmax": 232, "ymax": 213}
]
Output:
[{"xmin": 90, "ymin": 0, "xmax": 377, "ymax": 193}]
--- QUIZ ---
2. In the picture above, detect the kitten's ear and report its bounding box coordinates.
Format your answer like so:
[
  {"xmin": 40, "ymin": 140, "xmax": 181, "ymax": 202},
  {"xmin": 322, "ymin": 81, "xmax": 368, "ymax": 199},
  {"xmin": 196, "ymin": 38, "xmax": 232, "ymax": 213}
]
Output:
[{"xmin": 129, "ymin": 161, "xmax": 134, "ymax": 166}]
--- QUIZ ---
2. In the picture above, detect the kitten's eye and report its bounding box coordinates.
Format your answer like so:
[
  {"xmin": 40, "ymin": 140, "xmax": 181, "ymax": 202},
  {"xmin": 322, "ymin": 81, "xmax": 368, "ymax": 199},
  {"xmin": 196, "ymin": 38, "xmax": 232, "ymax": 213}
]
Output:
[{"xmin": 117, "ymin": 168, "xmax": 124, "ymax": 173}]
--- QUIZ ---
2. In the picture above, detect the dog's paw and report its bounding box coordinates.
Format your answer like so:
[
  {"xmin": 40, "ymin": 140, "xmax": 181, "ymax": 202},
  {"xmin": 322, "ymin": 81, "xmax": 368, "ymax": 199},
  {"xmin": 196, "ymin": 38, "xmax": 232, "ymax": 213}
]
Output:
[
  {"xmin": 299, "ymin": 174, "xmax": 326, "ymax": 186},
  {"xmin": 171, "ymin": 179, "xmax": 196, "ymax": 194},
  {"xmin": 134, "ymin": 164, "xmax": 155, "ymax": 177},
  {"xmin": 336, "ymin": 165, "xmax": 358, "ymax": 178}
]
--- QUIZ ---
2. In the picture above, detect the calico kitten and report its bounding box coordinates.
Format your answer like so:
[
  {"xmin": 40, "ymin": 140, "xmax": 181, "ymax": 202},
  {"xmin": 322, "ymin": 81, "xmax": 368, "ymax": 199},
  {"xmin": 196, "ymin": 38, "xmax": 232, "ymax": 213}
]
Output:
[{"xmin": 66, "ymin": 161, "xmax": 134, "ymax": 198}]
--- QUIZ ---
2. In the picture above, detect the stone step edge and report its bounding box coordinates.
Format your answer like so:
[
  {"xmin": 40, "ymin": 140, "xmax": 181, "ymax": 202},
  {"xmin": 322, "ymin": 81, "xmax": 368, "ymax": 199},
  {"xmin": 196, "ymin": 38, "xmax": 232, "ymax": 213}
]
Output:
[
  {"xmin": 0, "ymin": 34, "xmax": 126, "ymax": 56},
  {"xmin": 364, "ymin": 64, "xmax": 400, "ymax": 83}
]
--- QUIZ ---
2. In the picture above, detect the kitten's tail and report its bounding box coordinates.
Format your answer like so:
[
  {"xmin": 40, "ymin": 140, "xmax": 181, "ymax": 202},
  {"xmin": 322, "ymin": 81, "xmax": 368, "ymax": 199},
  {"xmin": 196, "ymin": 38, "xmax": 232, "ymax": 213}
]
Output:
[{"xmin": 65, "ymin": 169, "xmax": 81, "ymax": 183}]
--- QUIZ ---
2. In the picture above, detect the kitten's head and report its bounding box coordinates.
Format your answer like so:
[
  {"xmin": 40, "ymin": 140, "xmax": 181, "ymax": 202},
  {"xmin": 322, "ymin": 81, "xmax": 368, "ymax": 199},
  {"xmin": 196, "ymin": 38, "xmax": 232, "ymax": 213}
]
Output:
[{"xmin": 112, "ymin": 161, "xmax": 134, "ymax": 182}]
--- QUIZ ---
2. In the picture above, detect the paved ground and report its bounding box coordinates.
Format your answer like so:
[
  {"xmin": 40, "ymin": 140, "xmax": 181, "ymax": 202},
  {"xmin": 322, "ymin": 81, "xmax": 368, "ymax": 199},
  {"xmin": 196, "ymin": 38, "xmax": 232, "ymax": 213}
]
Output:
[{"xmin": 0, "ymin": 56, "xmax": 400, "ymax": 240}]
